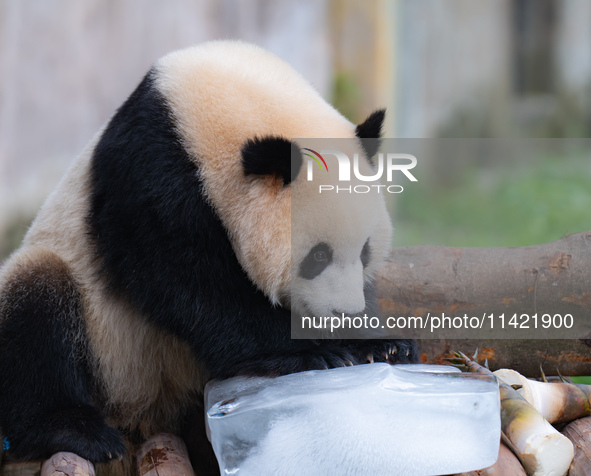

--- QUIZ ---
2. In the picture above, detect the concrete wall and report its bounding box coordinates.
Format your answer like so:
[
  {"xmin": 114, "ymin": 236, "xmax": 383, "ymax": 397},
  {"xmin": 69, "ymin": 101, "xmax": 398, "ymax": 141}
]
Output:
[{"xmin": 394, "ymin": 0, "xmax": 512, "ymax": 138}]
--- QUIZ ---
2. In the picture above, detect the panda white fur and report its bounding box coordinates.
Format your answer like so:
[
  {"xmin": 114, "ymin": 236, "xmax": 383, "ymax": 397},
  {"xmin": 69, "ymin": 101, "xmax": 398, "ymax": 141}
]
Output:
[{"xmin": 0, "ymin": 41, "xmax": 417, "ymax": 473}]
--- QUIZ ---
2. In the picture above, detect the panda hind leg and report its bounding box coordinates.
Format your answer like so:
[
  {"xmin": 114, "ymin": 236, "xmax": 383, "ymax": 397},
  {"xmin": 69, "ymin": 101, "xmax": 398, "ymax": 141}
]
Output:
[{"xmin": 0, "ymin": 248, "xmax": 125, "ymax": 462}]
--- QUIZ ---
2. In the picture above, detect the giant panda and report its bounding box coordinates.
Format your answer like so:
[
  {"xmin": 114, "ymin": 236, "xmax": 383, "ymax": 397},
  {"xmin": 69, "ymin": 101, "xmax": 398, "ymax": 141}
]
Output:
[{"xmin": 0, "ymin": 41, "xmax": 417, "ymax": 473}]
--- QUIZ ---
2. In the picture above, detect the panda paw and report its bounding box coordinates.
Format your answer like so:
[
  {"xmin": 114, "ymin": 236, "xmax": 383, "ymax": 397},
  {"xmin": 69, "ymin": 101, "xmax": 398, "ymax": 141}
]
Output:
[
  {"xmin": 234, "ymin": 340, "xmax": 417, "ymax": 377},
  {"xmin": 348, "ymin": 339, "xmax": 419, "ymax": 365},
  {"xmin": 236, "ymin": 347, "xmax": 358, "ymax": 377},
  {"xmin": 303, "ymin": 347, "xmax": 359, "ymax": 370},
  {"xmin": 6, "ymin": 405, "xmax": 126, "ymax": 463}
]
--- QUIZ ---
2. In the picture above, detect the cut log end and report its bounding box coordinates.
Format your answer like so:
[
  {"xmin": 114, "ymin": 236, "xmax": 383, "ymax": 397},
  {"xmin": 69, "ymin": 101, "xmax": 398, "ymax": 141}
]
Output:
[
  {"xmin": 137, "ymin": 433, "xmax": 195, "ymax": 476},
  {"xmin": 40, "ymin": 452, "xmax": 95, "ymax": 476},
  {"xmin": 562, "ymin": 416, "xmax": 591, "ymax": 476},
  {"xmin": 456, "ymin": 442, "xmax": 526, "ymax": 476}
]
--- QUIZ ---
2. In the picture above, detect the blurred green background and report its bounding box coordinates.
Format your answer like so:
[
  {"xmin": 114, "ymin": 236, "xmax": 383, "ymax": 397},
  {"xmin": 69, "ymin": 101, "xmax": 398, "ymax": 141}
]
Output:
[{"xmin": 395, "ymin": 150, "xmax": 591, "ymax": 248}]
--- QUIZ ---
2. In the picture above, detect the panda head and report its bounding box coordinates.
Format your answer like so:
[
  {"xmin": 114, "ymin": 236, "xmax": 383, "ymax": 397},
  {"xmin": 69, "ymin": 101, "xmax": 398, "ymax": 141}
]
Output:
[{"xmin": 155, "ymin": 41, "xmax": 392, "ymax": 316}]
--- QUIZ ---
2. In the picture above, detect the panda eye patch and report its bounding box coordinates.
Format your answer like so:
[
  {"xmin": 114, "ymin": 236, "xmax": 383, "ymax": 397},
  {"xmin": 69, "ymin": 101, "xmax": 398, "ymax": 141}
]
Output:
[
  {"xmin": 299, "ymin": 243, "xmax": 333, "ymax": 280},
  {"xmin": 361, "ymin": 239, "xmax": 371, "ymax": 268}
]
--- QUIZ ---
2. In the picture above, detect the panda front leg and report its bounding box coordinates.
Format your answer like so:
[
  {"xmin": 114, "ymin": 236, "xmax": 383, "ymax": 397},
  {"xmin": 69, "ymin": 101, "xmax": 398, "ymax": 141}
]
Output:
[
  {"xmin": 0, "ymin": 248, "xmax": 125, "ymax": 462},
  {"xmin": 218, "ymin": 280, "xmax": 417, "ymax": 378},
  {"xmin": 230, "ymin": 281, "xmax": 418, "ymax": 377},
  {"xmin": 202, "ymin": 288, "xmax": 417, "ymax": 379}
]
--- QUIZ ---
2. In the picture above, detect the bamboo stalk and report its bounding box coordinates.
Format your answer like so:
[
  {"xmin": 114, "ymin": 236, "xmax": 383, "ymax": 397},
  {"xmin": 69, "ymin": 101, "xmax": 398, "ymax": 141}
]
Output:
[
  {"xmin": 455, "ymin": 352, "xmax": 574, "ymax": 476},
  {"xmin": 494, "ymin": 368, "xmax": 591, "ymax": 424}
]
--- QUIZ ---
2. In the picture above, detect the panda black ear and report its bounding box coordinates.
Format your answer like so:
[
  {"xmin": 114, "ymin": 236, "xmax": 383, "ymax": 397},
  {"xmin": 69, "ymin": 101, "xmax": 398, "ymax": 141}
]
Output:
[
  {"xmin": 241, "ymin": 136, "xmax": 302, "ymax": 186},
  {"xmin": 355, "ymin": 109, "xmax": 386, "ymax": 162}
]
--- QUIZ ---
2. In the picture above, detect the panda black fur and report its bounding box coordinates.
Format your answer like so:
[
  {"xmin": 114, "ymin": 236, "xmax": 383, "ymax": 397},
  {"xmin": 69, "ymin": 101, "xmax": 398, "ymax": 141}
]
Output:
[{"xmin": 0, "ymin": 41, "xmax": 417, "ymax": 472}]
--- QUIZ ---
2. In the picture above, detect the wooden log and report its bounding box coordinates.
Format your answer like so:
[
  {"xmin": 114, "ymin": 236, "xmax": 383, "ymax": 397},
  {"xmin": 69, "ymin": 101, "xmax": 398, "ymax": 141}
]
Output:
[
  {"xmin": 40, "ymin": 452, "xmax": 95, "ymax": 476},
  {"xmin": 455, "ymin": 442, "xmax": 526, "ymax": 476},
  {"xmin": 137, "ymin": 433, "xmax": 195, "ymax": 476},
  {"xmin": 375, "ymin": 233, "xmax": 591, "ymax": 377},
  {"xmin": 1, "ymin": 462, "xmax": 41, "ymax": 476},
  {"xmin": 378, "ymin": 231, "xmax": 591, "ymax": 319},
  {"xmin": 417, "ymin": 339, "xmax": 591, "ymax": 378},
  {"xmin": 562, "ymin": 416, "xmax": 591, "ymax": 476}
]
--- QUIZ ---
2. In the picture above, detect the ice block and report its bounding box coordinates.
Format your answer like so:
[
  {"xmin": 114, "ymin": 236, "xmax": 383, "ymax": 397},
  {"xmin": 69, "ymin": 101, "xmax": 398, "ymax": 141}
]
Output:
[{"xmin": 205, "ymin": 363, "xmax": 500, "ymax": 476}]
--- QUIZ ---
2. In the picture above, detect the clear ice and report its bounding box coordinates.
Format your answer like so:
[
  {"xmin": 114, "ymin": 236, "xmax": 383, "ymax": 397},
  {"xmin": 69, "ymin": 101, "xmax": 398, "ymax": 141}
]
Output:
[{"xmin": 205, "ymin": 363, "xmax": 500, "ymax": 476}]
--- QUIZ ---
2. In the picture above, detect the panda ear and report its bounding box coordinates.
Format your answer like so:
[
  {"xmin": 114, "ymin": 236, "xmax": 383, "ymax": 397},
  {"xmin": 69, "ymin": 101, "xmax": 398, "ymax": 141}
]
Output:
[
  {"xmin": 355, "ymin": 109, "xmax": 386, "ymax": 162},
  {"xmin": 241, "ymin": 136, "xmax": 303, "ymax": 186}
]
